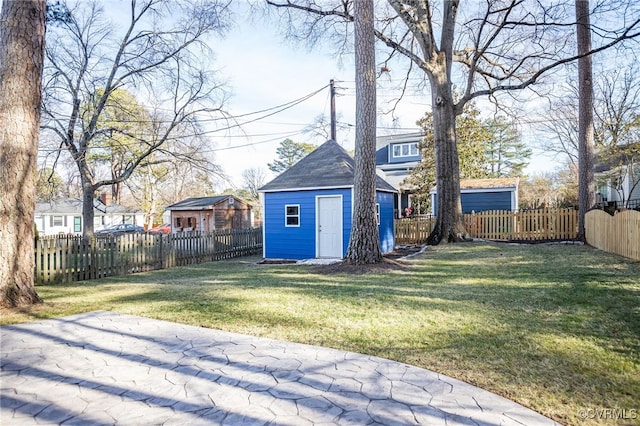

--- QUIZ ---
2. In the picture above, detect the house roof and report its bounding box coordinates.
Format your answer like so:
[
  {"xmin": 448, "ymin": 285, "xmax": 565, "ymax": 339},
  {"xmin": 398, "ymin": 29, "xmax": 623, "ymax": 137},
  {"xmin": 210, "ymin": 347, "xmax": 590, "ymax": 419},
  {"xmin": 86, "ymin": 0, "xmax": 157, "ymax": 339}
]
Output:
[
  {"xmin": 459, "ymin": 177, "xmax": 519, "ymax": 190},
  {"xmin": 429, "ymin": 177, "xmax": 520, "ymax": 193},
  {"xmin": 259, "ymin": 139, "xmax": 397, "ymax": 193},
  {"xmin": 35, "ymin": 198, "xmax": 142, "ymax": 215},
  {"xmin": 166, "ymin": 195, "xmax": 251, "ymax": 211},
  {"xmin": 594, "ymin": 143, "xmax": 640, "ymax": 173}
]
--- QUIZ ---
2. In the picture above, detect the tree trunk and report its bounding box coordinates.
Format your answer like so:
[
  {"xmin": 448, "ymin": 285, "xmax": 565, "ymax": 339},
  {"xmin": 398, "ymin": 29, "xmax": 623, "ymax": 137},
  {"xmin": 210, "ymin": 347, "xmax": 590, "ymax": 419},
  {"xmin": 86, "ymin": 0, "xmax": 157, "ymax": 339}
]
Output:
[
  {"xmin": 345, "ymin": 0, "xmax": 382, "ymax": 264},
  {"xmin": 576, "ymin": 0, "xmax": 595, "ymax": 240},
  {"xmin": 82, "ymin": 181, "xmax": 96, "ymax": 239},
  {"xmin": 0, "ymin": 0, "xmax": 46, "ymax": 307},
  {"xmin": 427, "ymin": 66, "xmax": 466, "ymax": 244}
]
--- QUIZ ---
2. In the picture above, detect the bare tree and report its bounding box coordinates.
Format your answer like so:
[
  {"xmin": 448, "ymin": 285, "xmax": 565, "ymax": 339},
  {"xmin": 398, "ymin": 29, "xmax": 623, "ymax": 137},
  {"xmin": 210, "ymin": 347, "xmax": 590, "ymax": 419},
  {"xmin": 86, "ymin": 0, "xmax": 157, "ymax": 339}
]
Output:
[
  {"xmin": 344, "ymin": 0, "xmax": 382, "ymax": 264},
  {"xmin": 268, "ymin": 0, "xmax": 640, "ymax": 244},
  {"xmin": 41, "ymin": 0, "xmax": 230, "ymax": 239},
  {"xmin": 124, "ymin": 126, "xmax": 225, "ymax": 228},
  {"xmin": 539, "ymin": 62, "xmax": 640, "ymax": 207},
  {"xmin": 242, "ymin": 167, "xmax": 267, "ymax": 201},
  {"xmin": 538, "ymin": 84, "xmax": 580, "ymax": 169},
  {"xmin": 0, "ymin": 0, "xmax": 46, "ymax": 307},
  {"xmin": 241, "ymin": 167, "xmax": 266, "ymax": 222}
]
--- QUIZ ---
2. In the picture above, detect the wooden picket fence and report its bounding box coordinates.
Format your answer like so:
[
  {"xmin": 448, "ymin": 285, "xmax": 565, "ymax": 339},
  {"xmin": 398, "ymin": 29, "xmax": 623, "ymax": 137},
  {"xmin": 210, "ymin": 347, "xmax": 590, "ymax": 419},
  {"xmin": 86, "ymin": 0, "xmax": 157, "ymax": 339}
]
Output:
[
  {"xmin": 34, "ymin": 228, "xmax": 263, "ymax": 285},
  {"xmin": 466, "ymin": 208, "xmax": 578, "ymax": 241},
  {"xmin": 394, "ymin": 216, "xmax": 437, "ymax": 244},
  {"xmin": 585, "ymin": 209, "xmax": 640, "ymax": 261},
  {"xmin": 395, "ymin": 208, "xmax": 578, "ymax": 244}
]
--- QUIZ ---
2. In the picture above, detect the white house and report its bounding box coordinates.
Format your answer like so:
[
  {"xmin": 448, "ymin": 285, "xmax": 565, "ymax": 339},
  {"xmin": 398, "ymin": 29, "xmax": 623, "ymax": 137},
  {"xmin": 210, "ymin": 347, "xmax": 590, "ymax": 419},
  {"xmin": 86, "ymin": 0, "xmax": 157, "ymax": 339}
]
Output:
[
  {"xmin": 595, "ymin": 145, "xmax": 640, "ymax": 209},
  {"xmin": 35, "ymin": 195, "xmax": 145, "ymax": 236},
  {"xmin": 595, "ymin": 165, "xmax": 640, "ymax": 209}
]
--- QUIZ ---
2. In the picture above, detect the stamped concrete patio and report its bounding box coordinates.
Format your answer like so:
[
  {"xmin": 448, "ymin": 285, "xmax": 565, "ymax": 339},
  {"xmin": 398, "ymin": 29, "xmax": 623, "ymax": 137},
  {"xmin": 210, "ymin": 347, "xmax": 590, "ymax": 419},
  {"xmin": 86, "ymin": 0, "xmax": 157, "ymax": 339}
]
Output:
[{"xmin": 1, "ymin": 311, "xmax": 559, "ymax": 425}]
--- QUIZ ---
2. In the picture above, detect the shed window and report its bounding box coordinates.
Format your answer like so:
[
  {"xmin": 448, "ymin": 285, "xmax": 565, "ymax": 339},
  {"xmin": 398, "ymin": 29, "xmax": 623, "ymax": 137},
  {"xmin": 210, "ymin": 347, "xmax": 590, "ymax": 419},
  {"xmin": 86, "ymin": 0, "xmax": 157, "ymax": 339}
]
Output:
[
  {"xmin": 376, "ymin": 203, "xmax": 380, "ymax": 225},
  {"xmin": 285, "ymin": 205, "xmax": 300, "ymax": 227}
]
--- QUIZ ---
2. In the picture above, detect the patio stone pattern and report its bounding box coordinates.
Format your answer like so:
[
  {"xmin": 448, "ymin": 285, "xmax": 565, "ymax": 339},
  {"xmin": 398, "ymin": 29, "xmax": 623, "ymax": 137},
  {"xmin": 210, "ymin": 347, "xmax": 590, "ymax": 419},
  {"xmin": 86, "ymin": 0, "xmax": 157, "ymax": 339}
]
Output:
[{"xmin": 1, "ymin": 311, "xmax": 559, "ymax": 425}]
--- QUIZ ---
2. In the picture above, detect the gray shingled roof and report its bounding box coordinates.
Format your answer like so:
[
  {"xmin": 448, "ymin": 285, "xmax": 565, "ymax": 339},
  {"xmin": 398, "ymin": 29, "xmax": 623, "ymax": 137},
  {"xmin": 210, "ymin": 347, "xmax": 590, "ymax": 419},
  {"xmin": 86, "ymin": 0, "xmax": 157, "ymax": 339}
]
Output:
[
  {"xmin": 166, "ymin": 196, "xmax": 250, "ymax": 210},
  {"xmin": 35, "ymin": 198, "xmax": 141, "ymax": 215},
  {"xmin": 259, "ymin": 140, "xmax": 396, "ymax": 192}
]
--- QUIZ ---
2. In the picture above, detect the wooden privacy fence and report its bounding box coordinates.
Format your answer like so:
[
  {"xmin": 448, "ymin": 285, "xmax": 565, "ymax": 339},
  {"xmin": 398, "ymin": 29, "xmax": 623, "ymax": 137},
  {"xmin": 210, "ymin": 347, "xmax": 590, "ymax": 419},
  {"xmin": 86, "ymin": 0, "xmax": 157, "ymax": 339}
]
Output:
[
  {"xmin": 585, "ymin": 209, "xmax": 640, "ymax": 261},
  {"xmin": 35, "ymin": 228, "xmax": 263, "ymax": 285},
  {"xmin": 395, "ymin": 208, "xmax": 578, "ymax": 244}
]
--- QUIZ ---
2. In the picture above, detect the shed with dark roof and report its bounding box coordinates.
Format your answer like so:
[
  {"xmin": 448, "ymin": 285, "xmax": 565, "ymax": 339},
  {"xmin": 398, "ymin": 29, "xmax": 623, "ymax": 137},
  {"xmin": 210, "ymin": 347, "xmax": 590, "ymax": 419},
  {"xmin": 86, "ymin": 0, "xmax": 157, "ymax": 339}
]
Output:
[
  {"xmin": 429, "ymin": 177, "xmax": 520, "ymax": 214},
  {"xmin": 258, "ymin": 140, "xmax": 397, "ymax": 260},
  {"xmin": 165, "ymin": 195, "xmax": 253, "ymax": 232}
]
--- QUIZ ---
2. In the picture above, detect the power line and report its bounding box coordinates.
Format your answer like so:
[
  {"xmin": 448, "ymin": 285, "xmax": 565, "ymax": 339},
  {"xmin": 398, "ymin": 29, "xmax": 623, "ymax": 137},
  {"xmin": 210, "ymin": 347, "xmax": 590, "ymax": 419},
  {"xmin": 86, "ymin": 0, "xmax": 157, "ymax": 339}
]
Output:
[{"xmin": 42, "ymin": 84, "xmax": 330, "ymax": 126}]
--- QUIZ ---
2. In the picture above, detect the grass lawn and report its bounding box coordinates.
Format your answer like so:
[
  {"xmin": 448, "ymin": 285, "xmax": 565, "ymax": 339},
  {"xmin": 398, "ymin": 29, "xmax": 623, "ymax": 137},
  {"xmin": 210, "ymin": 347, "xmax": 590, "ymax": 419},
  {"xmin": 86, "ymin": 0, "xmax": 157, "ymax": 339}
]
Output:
[{"xmin": 2, "ymin": 242, "xmax": 638, "ymax": 425}]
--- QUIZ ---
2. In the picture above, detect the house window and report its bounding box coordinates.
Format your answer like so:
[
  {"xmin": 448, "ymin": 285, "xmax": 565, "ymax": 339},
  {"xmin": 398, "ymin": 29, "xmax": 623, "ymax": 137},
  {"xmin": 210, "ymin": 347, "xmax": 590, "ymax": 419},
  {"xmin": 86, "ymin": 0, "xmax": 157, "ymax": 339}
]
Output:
[
  {"xmin": 175, "ymin": 217, "xmax": 182, "ymax": 228},
  {"xmin": 376, "ymin": 203, "xmax": 381, "ymax": 225},
  {"xmin": 51, "ymin": 215, "xmax": 64, "ymax": 227},
  {"xmin": 229, "ymin": 196, "xmax": 234, "ymax": 205},
  {"xmin": 73, "ymin": 216, "xmax": 82, "ymax": 233},
  {"xmin": 392, "ymin": 142, "xmax": 419, "ymax": 158},
  {"xmin": 285, "ymin": 205, "xmax": 300, "ymax": 227}
]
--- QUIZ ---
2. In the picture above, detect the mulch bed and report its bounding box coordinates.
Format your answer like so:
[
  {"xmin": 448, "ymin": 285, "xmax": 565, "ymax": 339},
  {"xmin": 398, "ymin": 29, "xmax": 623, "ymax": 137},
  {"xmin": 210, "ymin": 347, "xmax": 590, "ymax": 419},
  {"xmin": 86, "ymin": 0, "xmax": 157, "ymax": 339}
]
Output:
[
  {"xmin": 311, "ymin": 245, "xmax": 426, "ymax": 275},
  {"xmin": 256, "ymin": 245, "xmax": 426, "ymax": 274}
]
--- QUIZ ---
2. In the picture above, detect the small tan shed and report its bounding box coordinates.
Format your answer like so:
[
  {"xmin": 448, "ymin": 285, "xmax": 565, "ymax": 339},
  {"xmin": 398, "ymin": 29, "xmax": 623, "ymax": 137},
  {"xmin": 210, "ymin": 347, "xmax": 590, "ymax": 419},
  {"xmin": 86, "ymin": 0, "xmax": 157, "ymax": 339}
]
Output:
[{"xmin": 165, "ymin": 196, "xmax": 253, "ymax": 232}]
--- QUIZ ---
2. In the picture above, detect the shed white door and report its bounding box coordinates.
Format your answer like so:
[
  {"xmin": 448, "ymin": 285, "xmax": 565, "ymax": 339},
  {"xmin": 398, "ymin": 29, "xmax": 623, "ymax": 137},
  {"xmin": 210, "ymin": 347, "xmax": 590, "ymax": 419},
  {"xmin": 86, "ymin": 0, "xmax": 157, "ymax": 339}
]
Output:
[{"xmin": 317, "ymin": 196, "xmax": 342, "ymax": 258}]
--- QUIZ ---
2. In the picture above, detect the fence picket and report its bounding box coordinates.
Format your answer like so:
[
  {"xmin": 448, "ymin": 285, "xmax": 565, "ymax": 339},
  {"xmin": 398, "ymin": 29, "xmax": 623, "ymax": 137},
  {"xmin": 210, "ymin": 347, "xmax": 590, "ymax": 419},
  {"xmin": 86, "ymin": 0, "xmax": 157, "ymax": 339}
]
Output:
[
  {"xmin": 586, "ymin": 210, "xmax": 640, "ymax": 261},
  {"xmin": 34, "ymin": 228, "xmax": 263, "ymax": 285},
  {"xmin": 395, "ymin": 209, "xmax": 579, "ymax": 244}
]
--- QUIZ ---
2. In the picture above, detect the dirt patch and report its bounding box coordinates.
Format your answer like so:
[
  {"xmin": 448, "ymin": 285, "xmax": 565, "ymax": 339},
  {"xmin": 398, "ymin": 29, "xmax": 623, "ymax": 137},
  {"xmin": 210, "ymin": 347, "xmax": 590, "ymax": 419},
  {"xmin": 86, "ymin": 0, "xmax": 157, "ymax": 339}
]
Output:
[
  {"xmin": 310, "ymin": 257, "xmax": 406, "ymax": 275},
  {"xmin": 257, "ymin": 245, "xmax": 427, "ymax": 272},
  {"xmin": 311, "ymin": 245, "xmax": 426, "ymax": 275},
  {"xmin": 384, "ymin": 244, "xmax": 426, "ymax": 259}
]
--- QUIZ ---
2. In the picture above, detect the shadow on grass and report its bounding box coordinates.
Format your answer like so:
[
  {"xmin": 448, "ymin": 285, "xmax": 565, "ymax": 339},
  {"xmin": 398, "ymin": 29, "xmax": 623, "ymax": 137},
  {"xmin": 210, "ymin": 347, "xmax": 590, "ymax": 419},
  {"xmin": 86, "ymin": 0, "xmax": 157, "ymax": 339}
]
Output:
[
  {"xmin": 90, "ymin": 245, "xmax": 639, "ymax": 358},
  {"xmin": 20, "ymin": 244, "xmax": 639, "ymax": 425}
]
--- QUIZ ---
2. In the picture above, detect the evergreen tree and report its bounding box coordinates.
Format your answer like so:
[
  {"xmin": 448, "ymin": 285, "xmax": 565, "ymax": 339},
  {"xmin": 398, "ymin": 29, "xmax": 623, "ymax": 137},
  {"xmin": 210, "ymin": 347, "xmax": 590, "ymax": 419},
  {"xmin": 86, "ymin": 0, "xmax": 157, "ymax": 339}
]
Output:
[
  {"xmin": 405, "ymin": 102, "xmax": 491, "ymax": 212},
  {"xmin": 485, "ymin": 116, "xmax": 531, "ymax": 177},
  {"xmin": 268, "ymin": 139, "xmax": 316, "ymax": 173}
]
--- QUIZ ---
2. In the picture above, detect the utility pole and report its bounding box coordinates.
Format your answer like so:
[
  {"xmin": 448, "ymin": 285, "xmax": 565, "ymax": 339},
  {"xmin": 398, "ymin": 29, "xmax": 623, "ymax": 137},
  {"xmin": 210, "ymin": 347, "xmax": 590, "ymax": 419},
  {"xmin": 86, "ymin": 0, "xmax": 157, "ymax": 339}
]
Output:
[{"xmin": 330, "ymin": 79, "xmax": 337, "ymax": 141}]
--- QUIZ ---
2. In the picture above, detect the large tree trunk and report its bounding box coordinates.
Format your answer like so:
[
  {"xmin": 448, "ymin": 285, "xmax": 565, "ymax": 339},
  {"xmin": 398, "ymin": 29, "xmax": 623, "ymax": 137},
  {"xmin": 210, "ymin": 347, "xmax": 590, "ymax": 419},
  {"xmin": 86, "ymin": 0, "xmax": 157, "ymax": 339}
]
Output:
[
  {"xmin": 427, "ymin": 64, "xmax": 466, "ymax": 244},
  {"xmin": 0, "ymin": 0, "xmax": 46, "ymax": 307},
  {"xmin": 576, "ymin": 0, "xmax": 595, "ymax": 240},
  {"xmin": 345, "ymin": 0, "xmax": 382, "ymax": 264}
]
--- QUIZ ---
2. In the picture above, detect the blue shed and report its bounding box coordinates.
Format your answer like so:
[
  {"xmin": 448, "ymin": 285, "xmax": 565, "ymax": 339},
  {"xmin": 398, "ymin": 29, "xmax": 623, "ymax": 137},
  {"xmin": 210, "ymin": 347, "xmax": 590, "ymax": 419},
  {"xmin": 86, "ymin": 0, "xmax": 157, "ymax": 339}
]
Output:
[
  {"xmin": 430, "ymin": 177, "xmax": 520, "ymax": 214},
  {"xmin": 258, "ymin": 140, "xmax": 397, "ymax": 260}
]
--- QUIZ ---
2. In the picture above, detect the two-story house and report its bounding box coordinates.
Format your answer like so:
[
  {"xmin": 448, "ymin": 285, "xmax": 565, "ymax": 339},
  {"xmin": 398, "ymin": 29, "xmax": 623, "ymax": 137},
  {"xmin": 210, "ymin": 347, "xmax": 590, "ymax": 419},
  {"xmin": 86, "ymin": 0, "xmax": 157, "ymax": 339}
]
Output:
[
  {"xmin": 376, "ymin": 133, "xmax": 520, "ymax": 216},
  {"xmin": 375, "ymin": 132, "xmax": 423, "ymax": 217}
]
